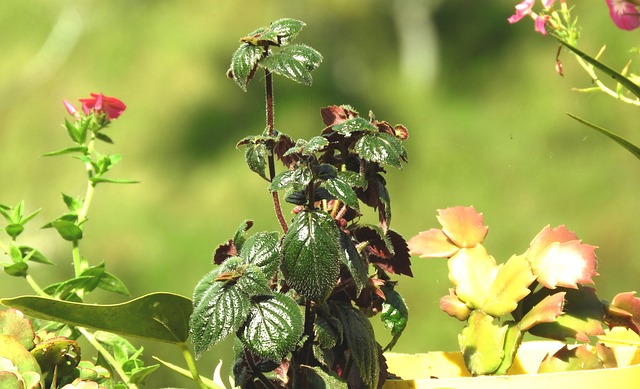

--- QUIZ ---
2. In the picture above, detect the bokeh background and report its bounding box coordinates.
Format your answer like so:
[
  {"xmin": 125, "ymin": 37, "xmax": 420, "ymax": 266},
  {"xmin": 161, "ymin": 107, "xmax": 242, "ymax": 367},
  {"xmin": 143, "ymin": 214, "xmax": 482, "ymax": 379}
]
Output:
[{"xmin": 1, "ymin": 0, "xmax": 639, "ymax": 387}]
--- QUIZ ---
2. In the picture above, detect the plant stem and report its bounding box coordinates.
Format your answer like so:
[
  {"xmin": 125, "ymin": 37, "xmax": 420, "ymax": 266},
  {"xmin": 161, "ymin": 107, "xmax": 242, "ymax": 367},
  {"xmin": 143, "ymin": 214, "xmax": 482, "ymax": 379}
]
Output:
[
  {"xmin": 263, "ymin": 66, "xmax": 288, "ymax": 234},
  {"xmin": 78, "ymin": 326, "xmax": 138, "ymax": 389},
  {"xmin": 73, "ymin": 133, "xmax": 97, "ymax": 278},
  {"xmin": 179, "ymin": 342, "xmax": 210, "ymax": 389},
  {"xmin": 25, "ymin": 274, "xmax": 47, "ymax": 296},
  {"xmin": 244, "ymin": 349, "xmax": 278, "ymax": 389}
]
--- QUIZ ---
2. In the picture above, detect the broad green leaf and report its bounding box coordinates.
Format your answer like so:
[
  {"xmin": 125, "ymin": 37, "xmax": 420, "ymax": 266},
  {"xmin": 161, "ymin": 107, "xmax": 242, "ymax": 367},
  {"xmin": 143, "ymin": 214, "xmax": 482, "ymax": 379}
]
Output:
[
  {"xmin": 459, "ymin": 310, "xmax": 508, "ymax": 376},
  {"xmin": 482, "ymin": 255, "xmax": 536, "ymax": 317},
  {"xmin": 240, "ymin": 231, "xmax": 281, "ymax": 276},
  {"xmin": 269, "ymin": 18, "xmax": 305, "ymax": 45},
  {"xmin": 5, "ymin": 224, "xmax": 24, "ymax": 239},
  {"xmin": 567, "ymin": 113, "xmax": 640, "ymax": 161},
  {"xmin": 238, "ymin": 294, "xmax": 303, "ymax": 361},
  {"xmin": 555, "ymin": 36, "xmax": 640, "ymax": 99},
  {"xmin": 260, "ymin": 44, "xmax": 322, "ymax": 86},
  {"xmin": 300, "ymin": 365, "xmax": 347, "ymax": 389},
  {"xmin": 337, "ymin": 170, "xmax": 368, "ymax": 190},
  {"xmin": 42, "ymin": 146, "xmax": 88, "ymax": 157},
  {"xmin": 332, "ymin": 117, "xmax": 376, "ymax": 136},
  {"xmin": 339, "ymin": 231, "xmax": 368, "ymax": 296},
  {"xmin": 1, "ymin": 292, "xmax": 192, "ymax": 344},
  {"xmin": 332, "ymin": 304, "xmax": 379, "ymax": 388},
  {"xmin": 354, "ymin": 132, "xmax": 406, "ymax": 169},
  {"xmin": 231, "ymin": 43, "xmax": 264, "ymax": 91},
  {"xmin": 322, "ymin": 176, "xmax": 360, "ymax": 210},
  {"xmin": 51, "ymin": 220, "xmax": 83, "ymax": 241},
  {"xmin": 380, "ymin": 285, "xmax": 408, "ymax": 351},
  {"xmin": 244, "ymin": 142, "xmax": 269, "ymax": 181},
  {"xmin": 281, "ymin": 210, "xmax": 342, "ymax": 302}
]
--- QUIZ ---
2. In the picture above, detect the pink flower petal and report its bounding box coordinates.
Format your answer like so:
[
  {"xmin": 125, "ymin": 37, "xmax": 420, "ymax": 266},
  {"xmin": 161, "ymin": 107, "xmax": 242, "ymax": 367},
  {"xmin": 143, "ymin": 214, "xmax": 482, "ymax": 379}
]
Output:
[
  {"xmin": 79, "ymin": 93, "xmax": 126, "ymax": 120},
  {"xmin": 63, "ymin": 100, "xmax": 78, "ymax": 117},
  {"xmin": 407, "ymin": 228, "xmax": 459, "ymax": 258},
  {"xmin": 606, "ymin": 0, "xmax": 640, "ymax": 30},
  {"xmin": 508, "ymin": 0, "xmax": 535, "ymax": 24},
  {"xmin": 534, "ymin": 14, "xmax": 550, "ymax": 34},
  {"xmin": 436, "ymin": 206, "xmax": 488, "ymax": 248}
]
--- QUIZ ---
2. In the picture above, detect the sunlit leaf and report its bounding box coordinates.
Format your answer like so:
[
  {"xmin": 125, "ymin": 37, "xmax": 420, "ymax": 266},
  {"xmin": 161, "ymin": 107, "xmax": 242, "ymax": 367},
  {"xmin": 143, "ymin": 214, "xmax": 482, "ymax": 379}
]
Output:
[
  {"xmin": 240, "ymin": 231, "xmax": 281, "ymax": 276},
  {"xmin": 281, "ymin": 210, "xmax": 342, "ymax": 302},
  {"xmin": 459, "ymin": 310, "xmax": 507, "ymax": 376},
  {"xmin": 269, "ymin": 18, "xmax": 306, "ymax": 45},
  {"xmin": 238, "ymin": 294, "xmax": 303, "ymax": 361},
  {"xmin": 407, "ymin": 228, "xmax": 459, "ymax": 259},
  {"xmin": 0, "ymin": 309, "xmax": 35, "ymax": 350},
  {"xmin": 260, "ymin": 44, "xmax": 322, "ymax": 86},
  {"xmin": 354, "ymin": 132, "xmax": 406, "ymax": 169},
  {"xmin": 436, "ymin": 206, "xmax": 488, "ymax": 248},
  {"xmin": 538, "ymin": 344, "xmax": 604, "ymax": 373},
  {"xmin": 483, "ymin": 254, "xmax": 536, "ymax": 317},
  {"xmin": 448, "ymin": 246, "xmax": 497, "ymax": 309},
  {"xmin": 1, "ymin": 293, "xmax": 192, "ymax": 344},
  {"xmin": 380, "ymin": 285, "xmax": 408, "ymax": 351},
  {"xmin": 322, "ymin": 176, "xmax": 359, "ymax": 210},
  {"xmin": 231, "ymin": 43, "xmax": 264, "ymax": 91},
  {"xmin": 518, "ymin": 291, "xmax": 566, "ymax": 332}
]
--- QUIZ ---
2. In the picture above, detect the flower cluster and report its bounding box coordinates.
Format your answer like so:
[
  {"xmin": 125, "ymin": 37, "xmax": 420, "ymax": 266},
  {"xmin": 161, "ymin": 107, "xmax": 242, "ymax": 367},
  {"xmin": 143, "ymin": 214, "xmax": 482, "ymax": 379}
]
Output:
[{"xmin": 509, "ymin": 0, "xmax": 640, "ymax": 33}]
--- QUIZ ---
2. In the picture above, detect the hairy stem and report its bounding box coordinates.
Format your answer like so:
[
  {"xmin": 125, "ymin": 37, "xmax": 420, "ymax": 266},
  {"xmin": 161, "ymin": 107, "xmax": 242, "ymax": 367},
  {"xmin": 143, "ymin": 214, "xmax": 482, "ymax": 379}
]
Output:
[{"xmin": 264, "ymin": 65, "xmax": 289, "ymax": 233}]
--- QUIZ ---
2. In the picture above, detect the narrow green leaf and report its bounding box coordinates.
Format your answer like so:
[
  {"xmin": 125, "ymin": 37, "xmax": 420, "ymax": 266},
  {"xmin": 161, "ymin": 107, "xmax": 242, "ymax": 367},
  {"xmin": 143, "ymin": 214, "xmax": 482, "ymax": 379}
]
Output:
[
  {"xmin": 332, "ymin": 304, "xmax": 379, "ymax": 388},
  {"xmin": 61, "ymin": 193, "xmax": 83, "ymax": 212},
  {"xmin": 0, "ymin": 293, "xmax": 193, "ymax": 344},
  {"xmin": 240, "ymin": 231, "xmax": 281, "ymax": 276},
  {"xmin": 281, "ymin": 210, "xmax": 342, "ymax": 302},
  {"xmin": 260, "ymin": 44, "xmax": 322, "ymax": 86},
  {"xmin": 567, "ymin": 113, "xmax": 640, "ymax": 160},
  {"xmin": 231, "ymin": 43, "xmax": 264, "ymax": 91},
  {"xmin": 555, "ymin": 36, "xmax": 640, "ymax": 99},
  {"xmin": 355, "ymin": 132, "xmax": 406, "ymax": 169},
  {"xmin": 239, "ymin": 294, "xmax": 304, "ymax": 361},
  {"xmin": 90, "ymin": 177, "xmax": 140, "ymax": 185}
]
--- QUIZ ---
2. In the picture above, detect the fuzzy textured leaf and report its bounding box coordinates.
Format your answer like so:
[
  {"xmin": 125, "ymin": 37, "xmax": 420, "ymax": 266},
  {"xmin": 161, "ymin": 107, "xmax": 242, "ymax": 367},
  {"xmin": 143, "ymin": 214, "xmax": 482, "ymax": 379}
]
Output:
[
  {"xmin": 281, "ymin": 210, "xmax": 342, "ymax": 302},
  {"xmin": 238, "ymin": 294, "xmax": 303, "ymax": 361},
  {"xmin": 354, "ymin": 132, "xmax": 406, "ymax": 169},
  {"xmin": 240, "ymin": 231, "xmax": 281, "ymax": 276},
  {"xmin": 1, "ymin": 293, "xmax": 192, "ymax": 344},
  {"xmin": 231, "ymin": 43, "xmax": 264, "ymax": 91},
  {"xmin": 260, "ymin": 44, "xmax": 322, "ymax": 86},
  {"xmin": 333, "ymin": 304, "xmax": 379, "ymax": 388}
]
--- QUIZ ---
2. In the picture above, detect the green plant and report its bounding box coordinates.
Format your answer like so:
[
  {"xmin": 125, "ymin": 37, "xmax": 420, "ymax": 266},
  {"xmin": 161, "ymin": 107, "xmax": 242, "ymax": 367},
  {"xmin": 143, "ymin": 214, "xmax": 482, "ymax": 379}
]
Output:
[{"xmin": 189, "ymin": 18, "xmax": 412, "ymax": 388}]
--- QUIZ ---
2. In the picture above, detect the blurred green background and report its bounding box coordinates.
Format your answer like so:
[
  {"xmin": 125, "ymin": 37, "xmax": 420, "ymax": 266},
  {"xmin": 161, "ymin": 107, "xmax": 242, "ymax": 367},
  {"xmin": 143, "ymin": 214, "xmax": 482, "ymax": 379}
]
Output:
[{"xmin": 1, "ymin": 0, "xmax": 639, "ymax": 387}]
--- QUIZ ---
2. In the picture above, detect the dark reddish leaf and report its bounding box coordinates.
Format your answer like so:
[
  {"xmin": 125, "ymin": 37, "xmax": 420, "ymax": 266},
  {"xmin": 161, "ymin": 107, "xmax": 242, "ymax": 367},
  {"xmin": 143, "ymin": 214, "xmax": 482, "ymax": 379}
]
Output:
[
  {"xmin": 212, "ymin": 239, "xmax": 238, "ymax": 265},
  {"xmin": 320, "ymin": 105, "xmax": 358, "ymax": 127}
]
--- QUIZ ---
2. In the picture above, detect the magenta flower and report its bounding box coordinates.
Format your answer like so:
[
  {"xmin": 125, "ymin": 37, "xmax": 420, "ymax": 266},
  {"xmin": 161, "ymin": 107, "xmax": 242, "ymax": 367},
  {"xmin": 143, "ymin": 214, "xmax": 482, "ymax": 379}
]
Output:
[
  {"xmin": 606, "ymin": 0, "xmax": 640, "ymax": 30},
  {"xmin": 79, "ymin": 93, "xmax": 126, "ymax": 120},
  {"xmin": 508, "ymin": 0, "xmax": 555, "ymax": 34}
]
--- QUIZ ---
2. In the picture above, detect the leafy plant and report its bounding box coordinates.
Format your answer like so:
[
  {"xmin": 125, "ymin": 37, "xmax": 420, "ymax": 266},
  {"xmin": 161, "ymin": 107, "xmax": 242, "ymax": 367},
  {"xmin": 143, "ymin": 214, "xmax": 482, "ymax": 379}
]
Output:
[
  {"xmin": 189, "ymin": 18, "xmax": 412, "ymax": 388},
  {"xmin": 408, "ymin": 206, "xmax": 640, "ymax": 376}
]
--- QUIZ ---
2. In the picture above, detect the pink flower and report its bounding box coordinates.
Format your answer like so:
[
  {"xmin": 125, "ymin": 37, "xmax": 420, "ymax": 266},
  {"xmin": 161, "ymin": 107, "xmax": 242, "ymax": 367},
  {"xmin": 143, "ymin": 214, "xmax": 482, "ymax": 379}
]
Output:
[
  {"xmin": 606, "ymin": 0, "xmax": 640, "ymax": 30},
  {"xmin": 508, "ymin": 0, "xmax": 536, "ymax": 24},
  {"xmin": 78, "ymin": 93, "xmax": 126, "ymax": 120},
  {"xmin": 534, "ymin": 14, "xmax": 551, "ymax": 34},
  {"xmin": 63, "ymin": 99, "xmax": 80, "ymax": 118}
]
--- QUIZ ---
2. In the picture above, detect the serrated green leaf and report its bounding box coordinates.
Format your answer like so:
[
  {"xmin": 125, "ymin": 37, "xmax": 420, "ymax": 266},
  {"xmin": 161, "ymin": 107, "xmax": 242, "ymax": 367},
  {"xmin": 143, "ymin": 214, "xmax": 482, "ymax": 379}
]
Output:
[
  {"xmin": 261, "ymin": 44, "xmax": 322, "ymax": 86},
  {"xmin": 191, "ymin": 258, "xmax": 270, "ymax": 358},
  {"xmin": 269, "ymin": 167, "xmax": 312, "ymax": 192},
  {"xmin": 244, "ymin": 142, "xmax": 269, "ymax": 181},
  {"xmin": 337, "ymin": 170, "xmax": 368, "ymax": 190},
  {"xmin": 51, "ymin": 220, "xmax": 83, "ymax": 241},
  {"xmin": 332, "ymin": 304, "xmax": 379, "ymax": 388},
  {"xmin": 355, "ymin": 132, "xmax": 406, "ymax": 169},
  {"xmin": 332, "ymin": 117, "xmax": 376, "ymax": 136},
  {"xmin": 239, "ymin": 294, "xmax": 303, "ymax": 361},
  {"xmin": 305, "ymin": 136, "xmax": 329, "ymax": 154},
  {"xmin": 380, "ymin": 285, "xmax": 408, "ymax": 352},
  {"xmin": 322, "ymin": 177, "xmax": 360, "ymax": 211},
  {"xmin": 339, "ymin": 231, "xmax": 368, "ymax": 296},
  {"xmin": 281, "ymin": 210, "xmax": 342, "ymax": 302},
  {"xmin": 231, "ymin": 43, "xmax": 264, "ymax": 91},
  {"xmin": 1, "ymin": 293, "xmax": 192, "ymax": 344},
  {"xmin": 269, "ymin": 18, "xmax": 305, "ymax": 45},
  {"xmin": 240, "ymin": 231, "xmax": 281, "ymax": 276},
  {"xmin": 232, "ymin": 219, "xmax": 254, "ymax": 253}
]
